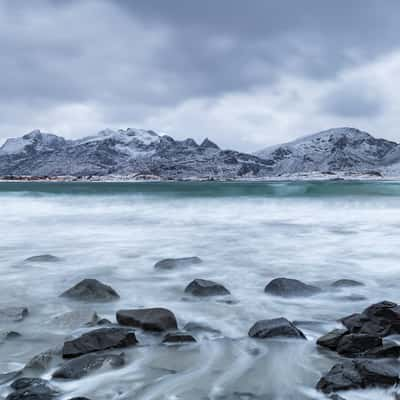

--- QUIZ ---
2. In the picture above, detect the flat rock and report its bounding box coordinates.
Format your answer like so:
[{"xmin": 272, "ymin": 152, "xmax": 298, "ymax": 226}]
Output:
[
  {"xmin": 162, "ymin": 332, "xmax": 196, "ymax": 344},
  {"xmin": 154, "ymin": 257, "xmax": 202, "ymax": 270},
  {"xmin": 53, "ymin": 352, "xmax": 124, "ymax": 379},
  {"xmin": 7, "ymin": 378, "xmax": 58, "ymax": 400},
  {"xmin": 0, "ymin": 307, "xmax": 28, "ymax": 322},
  {"xmin": 24, "ymin": 254, "xmax": 61, "ymax": 263},
  {"xmin": 316, "ymin": 360, "xmax": 399, "ymax": 393},
  {"xmin": 116, "ymin": 308, "xmax": 178, "ymax": 332},
  {"xmin": 336, "ymin": 333, "xmax": 382, "ymax": 356},
  {"xmin": 60, "ymin": 279, "xmax": 119, "ymax": 302},
  {"xmin": 248, "ymin": 317, "xmax": 306, "ymax": 339},
  {"xmin": 264, "ymin": 278, "xmax": 321, "ymax": 297},
  {"xmin": 331, "ymin": 279, "xmax": 364, "ymax": 288},
  {"xmin": 317, "ymin": 328, "xmax": 348, "ymax": 350},
  {"xmin": 362, "ymin": 341, "xmax": 400, "ymax": 358},
  {"xmin": 62, "ymin": 327, "xmax": 137, "ymax": 358},
  {"xmin": 184, "ymin": 279, "xmax": 230, "ymax": 296}
]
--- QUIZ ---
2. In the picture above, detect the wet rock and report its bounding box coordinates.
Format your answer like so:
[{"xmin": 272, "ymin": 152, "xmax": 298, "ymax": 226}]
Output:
[
  {"xmin": 154, "ymin": 256, "xmax": 202, "ymax": 270},
  {"xmin": 60, "ymin": 279, "xmax": 119, "ymax": 302},
  {"xmin": 336, "ymin": 334, "xmax": 382, "ymax": 356},
  {"xmin": 328, "ymin": 395, "xmax": 347, "ymax": 400},
  {"xmin": 248, "ymin": 317, "xmax": 306, "ymax": 339},
  {"xmin": 184, "ymin": 279, "xmax": 230, "ymax": 296},
  {"xmin": 317, "ymin": 328, "xmax": 348, "ymax": 350},
  {"xmin": 340, "ymin": 294, "xmax": 367, "ymax": 302},
  {"xmin": 53, "ymin": 352, "xmax": 124, "ymax": 379},
  {"xmin": 1, "ymin": 331, "xmax": 21, "ymax": 341},
  {"xmin": 0, "ymin": 307, "xmax": 28, "ymax": 322},
  {"xmin": 62, "ymin": 328, "xmax": 137, "ymax": 358},
  {"xmin": 184, "ymin": 321, "xmax": 221, "ymax": 334},
  {"xmin": 316, "ymin": 359, "xmax": 399, "ymax": 393},
  {"xmin": 52, "ymin": 310, "xmax": 100, "ymax": 329},
  {"xmin": 0, "ymin": 370, "xmax": 22, "ymax": 385},
  {"xmin": 25, "ymin": 348, "xmax": 61, "ymax": 371},
  {"xmin": 264, "ymin": 277, "xmax": 321, "ymax": 297},
  {"xmin": 162, "ymin": 332, "xmax": 196, "ymax": 344},
  {"xmin": 7, "ymin": 378, "xmax": 58, "ymax": 400},
  {"xmin": 331, "ymin": 279, "xmax": 364, "ymax": 288},
  {"xmin": 362, "ymin": 341, "xmax": 400, "ymax": 358},
  {"xmin": 116, "ymin": 308, "xmax": 178, "ymax": 332},
  {"xmin": 24, "ymin": 254, "xmax": 61, "ymax": 263}
]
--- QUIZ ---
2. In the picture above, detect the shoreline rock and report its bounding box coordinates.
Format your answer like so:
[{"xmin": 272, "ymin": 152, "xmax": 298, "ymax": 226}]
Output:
[
  {"xmin": 248, "ymin": 317, "xmax": 306, "ymax": 339},
  {"xmin": 184, "ymin": 279, "xmax": 230, "ymax": 297},
  {"xmin": 154, "ymin": 257, "xmax": 202, "ymax": 270},
  {"xmin": 264, "ymin": 278, "xmax": 321, "ymax": 297},
  {"xmin": 60, "ymin": 279, "xmax": 120, "ymax": 302}
]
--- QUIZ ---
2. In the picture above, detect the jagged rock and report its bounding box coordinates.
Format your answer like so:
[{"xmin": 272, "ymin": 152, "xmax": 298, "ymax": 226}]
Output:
[
  {"xmin": 264, "ymin": 277, "xmax": 321, "ymax": 297},
  {"xmin": 53, "ymin": 353, "xmax": 124, "ymax": 379},
  {"xmin": 162, "ymin": 332, "xmax": 196, "ymax": 344},
  {"xmin": 317, "ymin": 329, "xmax": 348, "ymax": 350},
  {"xmin": 184, "ymin": 279, "xmax": 230, "ymax": 296},
  {"xmin": 331, "ymin": 279, "xmax": 364, "ymax": 287},
  {"xmin": 0, "ymin": 307, "xmax": 28, "ymax": 322},
  {"xmin": 336, "ymin": 334, "xmax": 382, "ymax": 356},
  {"xmin": 248, "ymin": 317, "xmax": 306, "ymax": 339},
  {"xmin": 116, "ymin": 308, "xmax": 177, "ymax": 332},
  {"xmin": 316, "ymin": 360, "xmax": 399, "ymax": 393},
  {"xmin": 362, "ymin": 341, "xmax": 400, "ymax": 358},
  {"xmin": 154, "ymin": 257, "xmax": 202, "ymax": 270},
  {"xmin": 60, "ymin": 279, "xmax": 119, "ymax": 302},
  {"xmin": 62, "ymin": 328, "xmax": 137, "ymax": 358},
  {"xmin": 7, "ymin": 378, "xmax": 58, "ymax": 400},
  {"xmin": 24, "ymin": 254, "xmax": 61, "ymax": 263}
]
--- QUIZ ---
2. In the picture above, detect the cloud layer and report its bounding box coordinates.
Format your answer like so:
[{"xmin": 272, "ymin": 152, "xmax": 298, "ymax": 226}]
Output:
[{"xmin": 1, "ymin": 0, "xmax": 400, "ymax": 150}]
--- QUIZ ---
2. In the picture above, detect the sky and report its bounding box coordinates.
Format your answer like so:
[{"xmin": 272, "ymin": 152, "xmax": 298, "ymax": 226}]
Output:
[{"xmin": 1, "ymin": 0, "xmax": 400, "ymax": 151}]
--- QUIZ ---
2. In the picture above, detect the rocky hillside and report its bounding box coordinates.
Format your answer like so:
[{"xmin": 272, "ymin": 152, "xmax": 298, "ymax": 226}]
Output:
[{"xmin": 0, "ymin": 129, "xmax": 273, "ymax": 178}]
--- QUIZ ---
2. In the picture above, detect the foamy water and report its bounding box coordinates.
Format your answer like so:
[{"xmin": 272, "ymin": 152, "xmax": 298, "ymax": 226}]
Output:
[{"xmin": 1, "ymin": 181, "xmax": 400, "ymax": 400}]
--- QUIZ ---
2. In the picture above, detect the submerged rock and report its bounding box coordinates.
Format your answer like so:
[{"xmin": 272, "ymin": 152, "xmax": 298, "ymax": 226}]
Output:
[
  {"xmin": 24, "ymin": 254, "xmax": 61, "ymax": 263},
  {"xmin": 53, "ymin": 352, "xmax": 124, "ymax": 379},
  {"xmin": 331, "ymin": 279, "xmax": 364, "ymax": 288},
  {"xmin": 0, "ymin": 307, "xmax": 28, "ymax": 322},
  {"xmin": 264, "ymin": 278, "xmax": 321, "ymax": 297},
  {"xmin": 184, "ymin": 279, "xmax": 230, "ymax": 296},
  {"xmin": 60, "ymin": 279, "xmax": 120, "ymax": 302},
  {"xmin": 7, "ymin": 378, "xmax": 58, "ymax": 400},
  {"xmin": 248, "ymin": 317, "xmax": 306, "ymax": 339},
  {"xmin": 116, "ymin": 308, "xmax": 178, "ymax": 332},
  {"xmin": 62, "ymin": 328, "xmax": 137, "ymax": 358},
  {"xmin": 154, "ymin": 257, "xmax": 202, "ymax": 270},
  {"xmin": 316, "ymin": 360, "xmax": 399, "ymax": 393},
  {"xmin": 1, "ymin": 331, "xmax": 21, "ymax": 341},
  {"xmin": 183, "ymin": 321, "xmax": 221, "ymax": 334},
  {"xmin": 162, "ymin": 332, "xmax": 196, "ymax": 344},
  {"xmin": 317, "ymin": 329, "xmax": 348, "ymax": 350},
  {"xmin": 25, "ymin": 347, "xmax": 61, "ymax": 371}
]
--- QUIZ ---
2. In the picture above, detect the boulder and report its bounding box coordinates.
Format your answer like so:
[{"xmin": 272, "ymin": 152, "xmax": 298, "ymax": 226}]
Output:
[
  {"xmin": 264, "ymin": 278, "xmax": 321, "ymax": 297},
  {"xmin": 60, "ymin": 279, "xmax": 119, "ymax": 302},
  {"xmin": 331, "ymin": 279, "xmax": 364, "ymax": 288},
  {"xmin": 184, "ymin": 279, "xmax": 230, "ymax": 296},
  {"xmin": 154, "ymin": 257, "xmax": 202, "ymax": 270},
  {"xmin": 248, "ymin": 317, "xmax": 306, "ymax": 339},
  {"xmin": 6, "ymin": 378, "xmax": 58, "ymax": 400},
  {"xmin": 362, "ymin": 341, "xmax": 400, "ymax": 358},
  {"xmin": 24, "ymin": 254, "xmax": 61, "ymax": 263},
  {"xmin": 336, "ymin": 334, "xmax": 382, "ymax": 356},
  {"xmin": 316, "ymin": 360, "xmax": 399, "ymax": 393},
  {"xmin": 62, "ymin": 328, "xmax": 137, "ymax": 358},
  {"xmin": 317, "ymin": 329, "xmax": 348, "ymax": 350},
  {"xmin": 116, "ymin": 308, "xmax": 178, "ymax": 332},
  {"xmin": 162, "ymin": 332, "xmax": 196, "ymax": 344},
  {"xmin": 53, "ymin": 353, "xmax": 124, "ymax": 379},
  {"xmin": 0, "ymin": 307, "xmax": 28, "ymax": 322}
]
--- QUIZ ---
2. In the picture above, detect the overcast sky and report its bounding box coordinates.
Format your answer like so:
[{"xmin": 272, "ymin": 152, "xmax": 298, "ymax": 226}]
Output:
[{"xmin": 1, "ymin": 0, "xmax": 400, "ymax": 151}]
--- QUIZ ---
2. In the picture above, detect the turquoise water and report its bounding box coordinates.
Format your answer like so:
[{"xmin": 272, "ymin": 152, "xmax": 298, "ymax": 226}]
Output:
[{"xmin": 0, "ymin": 181, "xmax": 400, "ymax": 400}]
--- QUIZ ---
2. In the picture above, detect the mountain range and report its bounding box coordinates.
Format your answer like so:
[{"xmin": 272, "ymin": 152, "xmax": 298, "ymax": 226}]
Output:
[{"xmin": 1, "ymin": 127, "xmax": 400, "ymax": 179}]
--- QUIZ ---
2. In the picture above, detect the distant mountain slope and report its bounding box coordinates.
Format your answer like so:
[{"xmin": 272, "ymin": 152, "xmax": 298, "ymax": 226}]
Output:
[
  {"xmin": 0, "ymin": 128, "xmax": 273, "ymax": 178},
  {"xmin": 255, "ymin": 127, "xmax": 399, "ymax": 175}
]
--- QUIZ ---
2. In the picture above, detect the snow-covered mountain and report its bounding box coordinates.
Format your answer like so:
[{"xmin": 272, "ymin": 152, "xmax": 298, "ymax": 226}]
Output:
[
  {"xmin": 0, "ymin": 128, "xmax": 273, "ymax": 178},
  {"xmin": 255, "ymin": 127, "xmax": 400, "ymax": 175}
]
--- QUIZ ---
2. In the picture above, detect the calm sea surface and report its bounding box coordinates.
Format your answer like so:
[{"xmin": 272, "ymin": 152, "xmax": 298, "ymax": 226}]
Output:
[{"xmin": 1, "ymin": 181, "xmax": 400, "ymax": 400}]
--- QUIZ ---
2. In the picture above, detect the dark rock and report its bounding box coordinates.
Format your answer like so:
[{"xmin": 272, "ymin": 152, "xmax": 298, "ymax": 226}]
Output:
[
  {"xmin": 264, "ymin": 278, "xmax": 321, "ymax": 297},
  {"xmin": 0, "ymin": 307, "xmax": 28, "ymax": 322},
  {"xmin": 0, "ymin": 370, "xmax": 22, "ymax": 385},
  {"xmin": 336, "ymin": 334, "xmax": 382, "ymax": 356},
  {"xmin": 317, "ymin": 329, "xmax": 348, "ymax": 350},
  {"xmin": 362, "ymin": 341, "xmax": 400, "ymax": 358},
  {"xmin": 68, "ymin": 398, "xmax": 91, "ymax": 400},
  {"xmin": 316, "ymin": 360, "xmax": 399, "ymax": 393},
  {"xmin": 328, "ymin": 395, "xmax": 347, "ymax": 400},
  {"xmin": 162, "ymin": 332, "xmax": 196, "ymax": 344},
  {"xmin": 53, "ymin": 352, "xmax": 124, "ymax": 379},
  {"xmin": 7, "ymin": 378, "xmax": 58, "ymax": 400},
  {"xmin": 183, "ymin": 321, "xmax": 221, "ymax": 334},
  {"xmin": 25, "ymin": 348, "xmax": 61, "ymax": 371},
  {"xmin": 24, "ymin": 254, "xmax": 61, "ymax": 263},
  {"xmin": 154, "ymin": 257, "xmax": 202, "ymax": 270},
  {"xmin": 331, "ymin": 279, "xmax": 364, "ymax": 288},
  {"xmin": 62, "ymin": 328, "xmax": 137, "ymax": 358},
  {"xmin": 116, "ymin": 308, "xmax": 178, "ymax": 332},
  {"xmin": 184, "ymin": 279, "xmax": 230, "ymax": 296},
  {"xmin": 248, "ymin": 317, "xmax": 306, "ymax": 339},
  {"xmin": 340, "ymin": 294, "xmax": 367, "ymax": 302},
  {"xmin": 60, "ymin": 279, "xmax": 119, "ymax": 302},
  {"xmin": 1, "ymin": 331, "xmax": 21, "ymax": 341}
]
